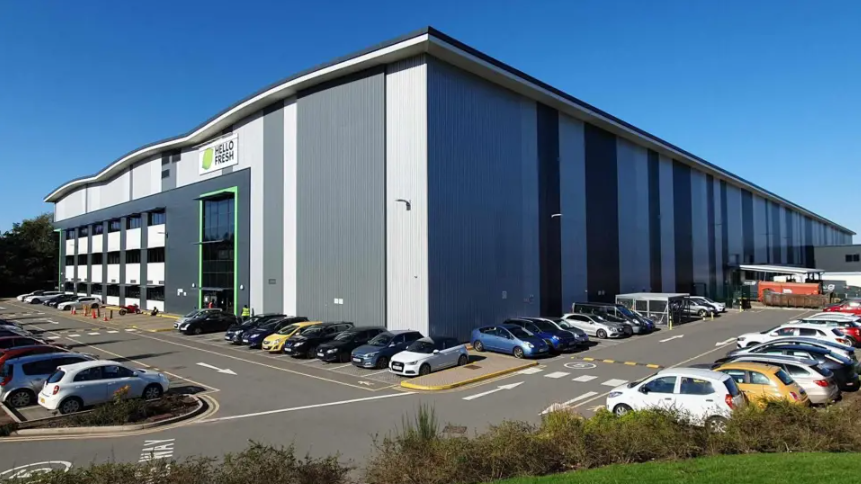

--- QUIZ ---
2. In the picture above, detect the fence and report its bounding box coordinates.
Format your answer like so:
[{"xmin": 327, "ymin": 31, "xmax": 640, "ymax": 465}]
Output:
[{"xmin": 762, "ymin": 292, "xmax": 828, "ymax": 308}]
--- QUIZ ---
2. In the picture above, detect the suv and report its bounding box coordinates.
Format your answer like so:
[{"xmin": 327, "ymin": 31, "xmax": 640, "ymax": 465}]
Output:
[
  {"xmin": 571, "ymin": 303, "xmax": 652, "ymax": 334},
  {"xmin": 688, "ymin": 296, "xmax": 726, "ymax": 313},
  {"xmin": 682, "ymin": 297, "xmax": 715, "ymax": 318},
  {"xmin": 823, "ymin": 299, "xmax": 861, "ymax": 316},
  {"xmin": 1, "ymin": 352, "xmax": 96, "ymax": 408}
]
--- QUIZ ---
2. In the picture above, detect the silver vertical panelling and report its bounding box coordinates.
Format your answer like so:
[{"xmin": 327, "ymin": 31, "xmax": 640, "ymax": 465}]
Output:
[
  {"xmin": 753, "ymin": 195, "xmax": 767, "ymax": 263},
  {"xmin": 616, "ymin": 138, "xmax": 650, "ymax": 293},
  {"xmin": 559, "ymin": 114, "xmax": 586, "ymax": 307},
  {"xmin": 658, "ymin": 154, "xmax": 676, "ymax": 291},
  {"xmin": 713, "ymin": 177, "xmax": 723, "ymax": 295},
  {"xmin": 725, "ymin": 184, "xmax": 743, "ymax": 266},
  {"xmin": 283, "ymin": 98, "xmax": 298, "ymax": 314},
  {"xmin": 690, "ymin": 169, "xmax": 709, "ymax": 289}
]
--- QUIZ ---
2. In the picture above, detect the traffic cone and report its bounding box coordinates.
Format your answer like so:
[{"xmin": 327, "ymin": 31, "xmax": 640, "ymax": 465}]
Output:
[
  {"xmin": 92, "ymin": 309, "xmax": 97, "ymax": 319},
  {"xmin": 71, "ymin": 307, "xmax": 76, "ymax": 315},
  {"xmin": 103, "ymin": 313, "xmax": 109, "ymax": 322}
]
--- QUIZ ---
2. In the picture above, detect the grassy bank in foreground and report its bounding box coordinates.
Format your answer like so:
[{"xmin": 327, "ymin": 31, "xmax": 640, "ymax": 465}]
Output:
[{"xmin": 495, "ymin": 453, "xmax": 861, "ymax": 484}]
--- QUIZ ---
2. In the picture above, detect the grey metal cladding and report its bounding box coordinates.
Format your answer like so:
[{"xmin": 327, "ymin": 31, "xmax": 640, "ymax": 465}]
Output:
[
  {"xmin": 296, "ymin": 68, "xmax": 386, "ymax": 325},
  {"xmin": 262, "ymin": 101, "xmax": 285, "ymax": 313},
  {"xmin": 426, "ymin": 57, "xmax": 540, "ymax": 341}
]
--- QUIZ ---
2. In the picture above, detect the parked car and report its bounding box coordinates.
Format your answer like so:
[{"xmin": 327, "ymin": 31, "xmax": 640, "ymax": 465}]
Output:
[
  {"xmin": 351, "ymin": 330, "xmax": 424, "ymax": 369},
  {"xmin": 17, "ymin": 290, "xmax": 49, "ymax": 301},
  {"xmin": 223, "ymin": 313, "xmax": 286, "ymax": 345},
  {"xmin": 561, "ymin": 313, "xmax": 630, "ymax": 339},
  {"xmin": 46, "ymin": 294, "xmax": 78, "ymax": 307},
  {"xmin": 713, "ymin": 362, "xmax": 809, "ymax": 407},
  {"xmin": 56, "ymin": 296, "xmax": 102, "ymax": 311},
  {"xmin": 504, "ymin": 318, "xmax": 589, "ymax": 353},
  {"xmin": 24, "ymin": 291, "xmax": 63, "ymax": 304},
  {"xmin": 682, "ymin": 297, "xmax": 715, "ymax": 318},
  {"xmin": 734, "ymin": 337, "xmax": 856, "ymax": 363},
  {"xmin": 244, "ymin": 316, "xmax": 310, "ymax": 349},
  {"xmin": 688, "ymin": 296, "xmax": 726, "ymax": 313},
  {"xmin": 173, "ymin": 308, "xmax": 223, "ymax": 329},
  {"xmin": 0, "ymin": 328, "xmax": 33, "ymax": 339},
  {"xmin": 711, "ymin": 354, "xmax": 839, "ymax": 405},
  {"xmin": 316, "ymin": 327, "xmax": 386, "ymax": 363},
  {"xmin": 261, "ymin": 320, "xmax": 320, "ymax": 352},
  {"xmin": 788, "ymin": 319, "xmax": 861, "ymax": 346},
  {"xmin": 390, "ymin": 337, "xmax": 469, "ymax": 376},
  {"xmin": 736, "ymin": 324, "xmax": 853, "ymax": 348},
  {"xmin": 39, "ymin": 360, "xmax": 170, "ymax": 414},
  {"xmin": 0, "ymin": 336, "xmax": 48, "ymax": 350},
  {"xmin": 572, "ymin": 302, "xmax": 654, "ymax": 334},
  {"xmin": 471, "ymin": 324, "xmax": 550, "ymax": 358},
  {"xmin": 822, "ymin": 298, "xmax": 861, "ymax": 316},
  {"xmin": 283, "ymin": 322, "xmax": 355, "ymax": 358},
  {"xmin": 179, "ymin": 312, "xmax": 240, "ymax": 335},
  {"xmin": 1, "ymin": 352, "xmax": 97, "ymax": 408},
  {"xmin": 605, "ymin": 368, "xmax": 745, "ymax": 432},
  {"xmin": 736, "ymin": 343, "xmax": 858, "ymax": 390}
]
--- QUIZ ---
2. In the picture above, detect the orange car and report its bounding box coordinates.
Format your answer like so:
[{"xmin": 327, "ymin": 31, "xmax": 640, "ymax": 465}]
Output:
[{"xmin": 714, "ymin": 362, "xmax": 810, "ymax": 407}]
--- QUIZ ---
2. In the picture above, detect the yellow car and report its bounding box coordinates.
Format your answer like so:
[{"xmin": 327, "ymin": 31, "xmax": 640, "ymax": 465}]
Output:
[
  {"xmin": 262, "ymin": 321, "xmax": 321, "ymax": 352},
  {"xmin": 714, "ymin": 362, "xmax": 810, "ymax": 407}
]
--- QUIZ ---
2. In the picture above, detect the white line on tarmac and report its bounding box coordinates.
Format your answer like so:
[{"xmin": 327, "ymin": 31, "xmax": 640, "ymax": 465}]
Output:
[
  {"xmin": 87, "ymin": 332, "xmax": 100, "ymax": 336},
  {"xmin": 198, "ymin": 392, "xmax": 416, "ymax": 423},
  {"xmin": 362, "ymin": 369, "xmax": 392, "ymax": 377},
  {"xmin": 563, "ymin": 391, "xmax": 599, "ymax": 406},
  {"xmin": 330, "ymin": 363, "xmax": 353, "ymax": 370},
  {"xmin": 67, "ymin": 334, "xmax": 80, "ymax": 337}
]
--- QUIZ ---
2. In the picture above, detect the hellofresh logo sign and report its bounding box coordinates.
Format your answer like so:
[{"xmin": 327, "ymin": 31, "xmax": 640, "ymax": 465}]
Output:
[{"xmin": 199, "ymin": 134, "xmax": 239, "ymax": 175}]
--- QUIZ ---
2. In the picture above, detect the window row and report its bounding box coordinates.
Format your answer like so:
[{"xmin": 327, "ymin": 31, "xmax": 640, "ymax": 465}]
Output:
[
  {"xmin": 846, "ymin": 254, "xmax": 860, "ymax": 263},
  {"xmin": 65, "ymin": 248, "xmax": 165, "ymax": 265},
  {"xmin": 64, "ymin": 212, "xmax": 167, "ymax": 239}
]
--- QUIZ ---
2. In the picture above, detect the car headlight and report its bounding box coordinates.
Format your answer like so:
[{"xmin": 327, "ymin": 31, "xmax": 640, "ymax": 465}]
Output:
[
  {"xmin": 327, "ymin": 349, "xmax": 336, "ymax": 354},
  {"xmin": 405, "ymin": 361, "xmax": 418, "ymax": 365},
  {"xmin": 526, "ymin": 342, "xmax": 534, "ymax": 349},
  {"xmin": 609, "ymin": 327, "xmax": 619, "ymax": 332},
  {"xmin": 551, "ymin": 335, "xmax": 560, "ymax": 340},
  {"xmin": 294, "ymin": 341, "xmax": 305, "ymax": 347},
  {"xmin": 608, "ymin": 392, "xmax": 623, "ymax": 398},
  {"xmin": 737, "ymin": 336, "xmax": 746, "ymax": 341},
  {"xmin": 365, "ymin": 352, "xmax": 378, "ymax": 358},
  {"xmin": 180, "ymin": 324, "xmax": 189, "ymax": 330}
]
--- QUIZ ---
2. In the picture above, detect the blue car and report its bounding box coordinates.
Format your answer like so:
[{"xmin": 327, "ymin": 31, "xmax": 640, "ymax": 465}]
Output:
[
  {"xmin": 504, "ymin": 317, "xmax": 589, "ymax": 353},
  {"xmin": 471, "ymin": 324, "xmax": 550, "ymax": 358},
  {"xmin": 351, "ymin": 330, "xmax": 424, "ymax": 369}
]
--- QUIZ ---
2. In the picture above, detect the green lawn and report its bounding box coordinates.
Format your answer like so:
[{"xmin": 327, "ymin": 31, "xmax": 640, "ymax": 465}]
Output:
[{"xmin": 494, "ymin": 453, "xmax": 861, "ymax": 484}]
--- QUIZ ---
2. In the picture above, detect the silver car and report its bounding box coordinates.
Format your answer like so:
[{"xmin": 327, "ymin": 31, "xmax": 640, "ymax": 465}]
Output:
[
  {"xmin": 562, "ymin": 313, "xmax": 630, "ymax": 339},
  {"xmin": 1, "ymin": 352, "xmax": 96, "ymax": 408},
  {"xmin": 715, "ymin": 354, "xmax": 840, "ymax": 405}
]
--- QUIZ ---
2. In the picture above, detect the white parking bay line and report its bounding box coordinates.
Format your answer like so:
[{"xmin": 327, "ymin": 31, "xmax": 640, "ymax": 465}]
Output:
[
  {"xmin": 517, "ymin": 367, "xmax": 543, "ymax": 375},
  {"xmin": 362, "ymin": 369, "xmax": 391, "ymax": 377},
  {"xmin": 125, "ymin": 329, "xmax": 137, "ymax": 332},
  {"xmin": 87, "ymin": 332, "xmax": 100, "ymax": 336},
  {"xmin": 544, "ymin": 372, "xmax": 570, "ymax": 379},
  {"xmin": 330, "ymin": 364, "xmax": 353, "ymax": 370},
  {"xmin": 107, "ymin": 331, "xmax": 119, "ymax": 334},
  {"xmin": 199, "ymin": 392, "xmax": 417, "ymax": 423},
  {"xmin": 563, "ymin": 391, "xmax": 599, "ymax": 406},
  {"xmin": 572, "ymin": 375, "xmax": 597, "ymax": 382},
  {"xmin": 67, "ymin": 334, "xmax": 81, "ymax": 337},
  {"xmin": 601, "ymin": 379, "xmax": 628, "ymax": 387}
]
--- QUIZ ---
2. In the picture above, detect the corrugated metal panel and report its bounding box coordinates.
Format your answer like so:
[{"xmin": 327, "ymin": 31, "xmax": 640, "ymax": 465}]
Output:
[
  {"xmin": 296, "ymin": 68, "xmax": 386, "ymax": 325},
  {"xmin": 712, "ymin": 177, "xmax": 724, "ymax": 294},
  {"xmin": 132, "ymin": 157, "xmax": 159, "ymax": 200},
  {"xmin": 616, "ymin": 138, "xmax": 650, "ymax": 293},
  {"xmin": 426, "ymin": 57, "xmax": 539, "ymax": 341},
  {"xmin": 386, "ymin": 56, "xmax": 429, "ymax": 335},
  {"xmin": 658, "ymin": 154, "xmax": 676, "ymax": 292},
  {"xmin": 725, "ymin": 184, "xmax": 743, "ymax": 265},
  {"xmin": 559, "ymin": 114, "xmax": 586, "ymax": 307},
  {"xmin": 778, "ymin": 205, "xmax": 788, "ymax": 263},
  {"xmin": 283, "ymin": 98, "xmax": 298, "ymax": 315},
  {"xmin": 690, "ymin": 169, "xmax": 710, "ymax": 287},
  {"xmin": 753, "ymin": 195, "xmax": 768, "ymax": 263}
]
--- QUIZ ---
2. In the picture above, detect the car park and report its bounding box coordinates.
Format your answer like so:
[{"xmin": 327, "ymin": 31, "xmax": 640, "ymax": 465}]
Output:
[
  {"xmin": 283, "ymin": 322, "xmax": 354, "ymax": 358},
  {"xmin": 688, "ymin": 296, "xmax": 726, "ymax": 313},
  {"xmin": 24, "ymin": 291, "xmax": 62, "ymax": 304},
  {"xmin": 505, "ymin": 318, "xmax": 588, "ymax": 353},
  {"xmin": 39, "ymin": 360, "xmax": 170, "ymax": 414},
  {"xmin": 732, "ymin": 337, "xmax": 856, "ymax": 361},
  {"xmin": 389, "ymin": 337, "xmax": 469, "ymax": 376},
  {"xmin": 179, "ymin": 312, "xmax": 240, "ymax": 335},
  {"xmin": 571, "ymin": 302, "xmax": 651, "ymax": 334},
  {"xmin": 224, "ymin": 313, "xmax": 286, "ymax": 345},
  {"xmin": 261, "ymin": 319, "xmax": 319, "ymax": 352},
  {"xmin": 316, "ymin": 327, "xmax": 386, "ymax": 363},
  {"xmin": 736, "ymin": 324, "xmax": 853, "ymax": 348},
  {"xmin": 351, "ymin": 330, "xmax": 424, "ymax": 369},
  {"xmin": 605, "ymin": 368, "xmax": 744, "ymax": 432},
  {"xmin": 710, "ymin": 354, "xmax": 839, "ymax": 405},
  {"xmin": 682, "ymin": 297, "xmax": 715, "ymax": 318},
  {"xmin": 1, "ymin": 352, "xmax": 97, "ymax": 408},
  {"xmin": 561, "ymin": 313, "xmax": 630, "ymax": 339},
  {"xmin": 46, "ymin": 294, "xmax": 78, "ymax": 307},
  {"xmin": 713, "ymin": 362, "xmax": 809, "ymax": 407},
  {"xmin": 173, "ymin": 308, "xmax": 223, "ymax": 328},
  {"xmin": 244, "ymin": 316, "xmax": 310, "ymax": 349},
  {"xmin": 471, "ymin": 324, "xmax": 550, "ymax": 358},
  {"xmin": 56, "ymin": 296, "xmax": 101, "ymax": 311},
  {"xmin": 725, "ymin": 343, "xmax": 858, "ymax": 391}
]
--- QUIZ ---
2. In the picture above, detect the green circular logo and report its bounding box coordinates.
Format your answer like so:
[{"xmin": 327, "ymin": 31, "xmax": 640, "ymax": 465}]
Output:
[{"xmin": 202, "ymin": 148, "xmax": 214, "ymax": 170}]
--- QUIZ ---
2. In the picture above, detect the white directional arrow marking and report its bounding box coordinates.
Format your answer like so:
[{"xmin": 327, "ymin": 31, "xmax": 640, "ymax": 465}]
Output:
[
  {"xmin": 358, "ymin": 381, "xmax": 373, "ymax": 386},
  {"xmin": 660, "ymin": 335, "xmax": 684, "ymax": 343},
  {"xmin": 463, "ymin": 382, "xmax": 524, "ymax": 401},
  {"xmin": 715, "ymin": 338, "xmax": 736, "ymax": 346},
  {"xmin": 197, "ymin": 362, "xmax": 237, "ymax": 375}
]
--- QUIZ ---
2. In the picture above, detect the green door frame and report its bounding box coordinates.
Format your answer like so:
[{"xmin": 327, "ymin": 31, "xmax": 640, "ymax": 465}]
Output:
[{"xmin": 198, "ymin": 186, "xmax": 239, "ymax": 314}]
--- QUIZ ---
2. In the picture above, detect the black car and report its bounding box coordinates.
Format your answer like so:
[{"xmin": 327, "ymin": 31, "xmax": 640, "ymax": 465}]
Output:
[
  {"xmin": 47, "ymin": 294, "xmax": 77, "ymax": 307},
  {"xmin": 180, "ymin": 312, "xmax": 241, "ymax": 335},
  {"xmin": 224, "ymin": 313, "xmax": 286, "ymax": 345},
  {"xmin": 717, "ymin": 344, "xmax": 859, "ymax": 391},
  {"xmin": 315, "ymin": 327, "xmax": 386, "ymax": 363},
  {"xmin": 283, "ymin": 322, "xmax": 354, "ymax": 358},
  {"xmin": 243, "ymin": 316, "xmax": 309, "ymax": 349}
]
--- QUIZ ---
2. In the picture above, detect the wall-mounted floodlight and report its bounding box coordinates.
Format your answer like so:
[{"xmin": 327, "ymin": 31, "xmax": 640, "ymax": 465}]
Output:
[
  {"xmin": 395, "ymin": 199, "xmax": 412, "ymax": 211},
  {"xmin": 551, "ymin": 213, "xmax": 562, "ymax": 219}
]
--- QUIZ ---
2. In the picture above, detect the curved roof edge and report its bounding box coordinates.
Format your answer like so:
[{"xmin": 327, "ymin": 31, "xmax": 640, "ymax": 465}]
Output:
[{"xmin": 44, "ymin": 26, "xmax": 854, "ymax": 235}]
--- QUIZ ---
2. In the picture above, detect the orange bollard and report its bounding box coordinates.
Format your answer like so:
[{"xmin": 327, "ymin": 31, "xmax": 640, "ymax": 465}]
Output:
[
  {"xmin": 71, "ymin": 307, "xmax": 76, "ymax": 315},
  {"xmin": 103, "ymin": 312, "xmax": 109, "ymax": 322},
  {"xmin": 92, "ymin": 309, "xmax": 97, "ymax": 319}
]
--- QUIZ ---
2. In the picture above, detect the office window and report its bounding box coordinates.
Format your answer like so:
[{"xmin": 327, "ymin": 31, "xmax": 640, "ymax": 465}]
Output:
[
  {"xmin": 147, "ymin": 247, "xmax": 166, "ymax": 263},
  {"xmin": 108, "ymin": 220, "xmax": 121, "ymax": 233},
  {"xmin": 91, "ymin": 253, "xmax": 103, "ymax": 265},
  {"xmin": 202, "ymin": 195, "xmax": 235, "ymax": 313},
  {"xmin": 127, "ymin": 216, "xmax": 142, "ymax": 230},
  {"xmin": 65, "ymin": 255, "xmax": 74, "ymax": 266},
  {"xmin": 65, "ymin": 229, "xmax": 75, "ymax": 239},
  {"xmin": 63, "ymin": 281, "xmax": 74, "ymax": 292},
  {"xmin": 125, "ymin": 250, "xmax": 141, "ymax": 264},
  {"xmin": 107, "ymin": 252, "xmax": 121, "ymax": 264},
  {"xmin": 126, "ymin": 285, "xmax": 141, "ymax": 299},
  {"xmin": 93, "ymin": 224, "xmax": 103, "ymax": 235},
  {"xmin": 847, "ymin": 255, "xmax": 853, "ymax": 262},
  {"xmin": 77, "ymin": 254, "xmax": 87, "ymax": 265},
  {"xmin": 76, "ymin": 282, "xmax": 87, "ymax": 294},
  {"xmin": 148, "ymin": 211, "xmax": 166, "ymax": 226},
  {"xmin": 91, "ymin": 283, "xmax": 102, "ymax": 295},
  {"xmin": 106, "ymin": 284, "xmax": 120, "ymax": 297},
  {"xmin": 148, "ymin": 286, "xmax": 165, "ymax": 301},
  {"xmin": 855, "ymin": 254, "xmax": 861, "ymax": 262},
  {"xmin": 78, "ymin": 226, "xmax": 89, "ymax": 237}
]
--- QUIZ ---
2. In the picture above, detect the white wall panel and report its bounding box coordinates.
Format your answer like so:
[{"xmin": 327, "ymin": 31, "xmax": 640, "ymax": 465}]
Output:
[
  {"xmin": 65, "ymin": 265, "xmax": 74, "ymax": 281},
  {"xmin": 148, "ymin": 301, "xmax": 164, "ymax": 312},
  {"xmin": 385, "ymin": 57, "xmax": 429, "ymax": 334},
  {"xmin": 126, "ymin": 263, "xmax": 140, "ymax": 284},
  {"xmin": 176, "ymin": 146, "xmax": 218, "ymax": 188},
  {"xmin": 691, "ymin": 170, "xmax": 709, "ymax": 288},
  {"xmin": 100, "ymin": 170, "xmax": 130, "ymax": 209},
  {"xmin": 617, "ymin": 138, "xmax": 650, "ymax": 293},
  {"xmin": 86, "ymin": 184, "xmax": 102, "ymax": 212},
  {"xmin": 77, "ymin": 237, "xmax": 88, "ymax": 255},
  {"xmin": 65, "ymin": 239, "xmax": 75, "ymax": 256},
  {"xmin": 147, "ymin": 263, "xmax": 165, "ymax": 284},
  {"xmin": 132, "ymin": 156, "xmax": 159, "ymax": 200},
  {"xmin": 147, "ymin": 225, "xmax": 165, "ymax": 248},
  {"xmin": 107, "ymin": 264, "xmax": 120, "ymax": 284},
  {"xmin": 54, "ymin": 188, "xmax": 86, "ymax": 221},
  {"xmin": 283, "ymin": 98, "xmax": 298, "ymax": 315},
  {"xmin": 91, "ymin": 265, "xmax": 103, "ymax": 283},
  {"xmin": 658, "ymin": 154, "xmax": 676, "ymax": 292},
  {"xmin": 248, "ymin": 108, "xmax": 266, "ymax": 311},
  {"xmin": 78, "ymin": 265, "xmax": 89, "ymax": 282},
  {"xmin": 107, "ymin": 232, "xmax": 121, "ymax": 252},
  {"xmin": 107, "ymin": 296, "xmax": 120, "ymax": 306},
  {"xmin": 125, "ymin": 297, "xmax": 140, "ymax": 307},
  {"xmin": 235, "ymin": 110, "xmax": 264, "ymax": 172},
  {"xmin": 559, "ymin": 114, "xmax": 587, "ymax": 306},
  {"xmin": 92, "ymin": 234, "xmax": 103, "ymax": 253},
  {"xmin": 125, "ymin": 228, "xmax": 141, "ymax": 250}
]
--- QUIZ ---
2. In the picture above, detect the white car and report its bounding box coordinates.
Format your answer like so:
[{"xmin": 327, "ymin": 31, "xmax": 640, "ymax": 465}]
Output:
[
  {"xmin": 389, "ymin": 337, "xmax": 469, "ymax": 377},
  {"xmin": 606, "ymin": 368, "xmax": 745, "ymax": 431},
  {"xmin": 16, "ymin": 290, "xmax": 53, "ymax": 301},
  {"xmin": 806, "ymin": 312, "xmax": 861, "ymax": 321},
  {"xmin": 56, "ymin": 297, "xmax": 102, "ymax": 311},
  {"xmin": 24, "ymin": 291, "xmax": 63, "ymax": 304},
  {"xmin": 688, "ymin": 296, "xmax": 725, "ymax": 313},
  {"xmin": 39, "ymin": 360, "xmax": 170, "ymax": 414},
  {"xmin": 736, "ymin": 324, "xmax": 853, "ymax": 348}
]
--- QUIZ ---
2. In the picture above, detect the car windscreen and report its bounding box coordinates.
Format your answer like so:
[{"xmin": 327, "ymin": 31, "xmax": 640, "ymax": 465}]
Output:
[
  {"xmin": 276, "ymin": 324, "xmax": 300, "ymax": 335},
  {"xmin": 556, "ymin": 320, "xmax": 574, "ymax": 329},
  {"xmin": 47, "ymin": 370, "xmax": 64, "ymax": 384},
  {"xmin": 368, "ymin": 333, "xmax": 394, "ymax": 347},
  {"xmin": 761, "ymin": 325, "xmax": 782, "ymax": 334},
  {"xmin": 507, "ymin": 327, "xmax": 532, "ymax": 339},
  {"xmin": 616, "ymin": 306, "xmax": 635, "ymax": 318},
  {"xmin": 831, "ymin": 328, "xmax": 845, "ymax": 337},
  {"xmin": 406, "ymin": 341, "xmax": 435, "ymax": 353},
  {"xmin": 602, "ymin": 314, "xmax": 626, "ymax": 323},
  {"xmin": 774, "ymin": 369, "xmax": 795, "ymax": 386},
  {"xmin": 299, "ymin": 326, "xmax": 323, "ymax": 337},
  {"xmin": 531, "ymin": 320, "xmax": 558, "ymax": 332},
  {"xmin": 334, "ymin": 331, "xmax": 358, "ymax": 341}
]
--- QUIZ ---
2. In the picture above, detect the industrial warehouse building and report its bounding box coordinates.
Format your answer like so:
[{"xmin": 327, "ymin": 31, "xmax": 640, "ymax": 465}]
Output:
[{"xmin": 47, "ymin": 27, "xmax": 854, "ymax": 340}]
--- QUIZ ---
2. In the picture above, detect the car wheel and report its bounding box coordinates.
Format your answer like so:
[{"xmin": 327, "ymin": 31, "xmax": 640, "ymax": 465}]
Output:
[
  {"xmin": 7, "ymin": 389, "xmax": 34, "ymax": 408},
  {"xmin": 119, "ymin": 309, "xmax": 127, "ymax": 316},
  {"xmin": 59, "ymin": 397, "xmax": 83, "ymax": 415},
  {"xmin": 376, "ymin": 356, "xmax": 389, "ymax": 370},
  {"xmin": 419, "ymin": 364, "xmax": 431, "ymax": 376},
  {"xmin": 613, "ymin": 404, "xmax": 632, "ymax": 416},
  {"xmin": 513, "ymin": 347, "xmax": 524, "ymax": 359},
  {"xmin": 458, "ymin": 354, "xmax": 468, "ymax": 366},
  {"xmin": 706, "ymin": 416, "xmax": 728, "ymax": 433},
  {"xmin": 193, "ymin": 327, "xmax": 203, "ymax": 335},
  {"xmin": 596, "ymin": 329, "xmax": 608, "ymax": 339},
  {"xmin": 143, "ymin": 384, "xmax": 163, "ymax": 400},
  {"xmin": 473, "ymin": 340, "xmax": 484, "ymax": 352},
  {"xmin": 698, "ymin": 309, "xmax": 706, "ymax": 317}
]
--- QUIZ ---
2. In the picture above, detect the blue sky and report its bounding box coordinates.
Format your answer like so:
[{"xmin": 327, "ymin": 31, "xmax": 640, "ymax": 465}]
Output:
[{"xmin": 1, "ymin": 1, "xmax": 858, "ymax": 239}]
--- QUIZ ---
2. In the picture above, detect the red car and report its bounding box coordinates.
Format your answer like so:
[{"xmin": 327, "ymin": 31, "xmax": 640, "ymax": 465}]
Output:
[
  {"xmin": 0, "ymin": 345, "xmax": 67, "ymax": 366},
  {"xmin": 823, "ymin": 299, "xmax": 861, "ymax": 315}
]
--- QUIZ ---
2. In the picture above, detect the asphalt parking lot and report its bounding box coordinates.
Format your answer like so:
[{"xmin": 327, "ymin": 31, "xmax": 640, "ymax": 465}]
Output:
[{"xmin": 0, "ymin": 298, "xmax": 825, "ymax": 474}]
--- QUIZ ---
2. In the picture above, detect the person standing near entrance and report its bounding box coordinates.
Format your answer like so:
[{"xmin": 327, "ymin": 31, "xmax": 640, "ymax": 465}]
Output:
[{"xmin": 241, "ymin": 305, "xmax": 251, "ymax": 321}]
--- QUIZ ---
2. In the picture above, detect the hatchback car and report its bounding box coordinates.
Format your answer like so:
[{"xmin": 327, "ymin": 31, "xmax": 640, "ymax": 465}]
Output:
[
  {"xmin": 788, "ymin": 319, "xmax": 861, "ymax": 346},
  {"xmin": 46, "ymin": 294, "xmax": 78, "ymax": 307},
  {"xmin": 0, "ymin": 346, "xmax": 68, "ymax": 368},
  {"xmin": 606, "ymin": 368, "xmax": 745, "ymax": 432},
  {"xmin": 471, "ymin": 324, "xmax": 550, "ymax": 358},
  {"xmin": 283, "ymin": 322, "xmax": 355, "ymax": 358},
  {"xmin": 713, "ymin": 354, "xmax": 839, "ymax": 405},
  {"xmin": 572, "ymin": 302, "xmax": 653, "ymax": 334},
  {"xmin": 682, "ymin": 297, "xmax": 716, "ymax": 318},
  {"xmin": 261, "ymin": 320, "xmax": 320, "ymax": 352},
  {"xmin": 390, "ymin": 337, "xmax": 469, "ymax": 376},
  {"xmin": 727, "ymin": 343, "xmax": 859, "ymax": 391},
  {"xmin": 24, "ymin": 291, "xmax": 63, "ymax": 304},
  {"xmin": 316, "ymin": 327, "xmax": 386, "ymax": 363},
  {"xmin": 731, "ymin": 337, "xmax": 856, "ymax": 361},
  {"xmin": 179, "ymin": 312, "xmax": 240, "ymax": 335},
  {"xmin": 504, "ymin": 318, "xmax": 588, "ymax": 352},
  {"xmin": 1, "ymin": 352, "xmax": 96, "ymax": 408},
  {"xmin": 823, "ymin": 298, "xmax": 861, "ymax": 316},
  {"xmin": 245, "ymin": 316, "xmax": 310, "ymax": 349},
  {"xmin": 351, "ymin": 330, "xmax": 424, "ymax": 369},
  {"xmin": 713, "ymin": 362, "xmax": 809, "ymax": 407},
  {"xmin": 39, "ymin": 360, "xmax": 170, "ymax": 414},
  {"xmin": 562, "ymin": 313, "xmax": 630, "ymax": 339},
  {"xmin": 0, "ymin": 335, "xmax": 47, "ymax": 350},
  {"xmin": 224, "ymin": 313, "xmax": 286, "ymax": 344},
  {"xmin": 173, "ymin": 308, "xmax": 223, "ymax": 328},
  {"xmin": 688, "ymin": 296, "xmax": 726, "ymax": 313},
  {"xmin": 736, "ymin": 325, "xmax": 853, "ymax": 348}
]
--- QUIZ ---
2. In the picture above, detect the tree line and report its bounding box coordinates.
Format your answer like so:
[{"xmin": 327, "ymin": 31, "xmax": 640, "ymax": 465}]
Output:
[{"xmin": 0, "ymin": 214, "xmax": 58, "ymax": 296}]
